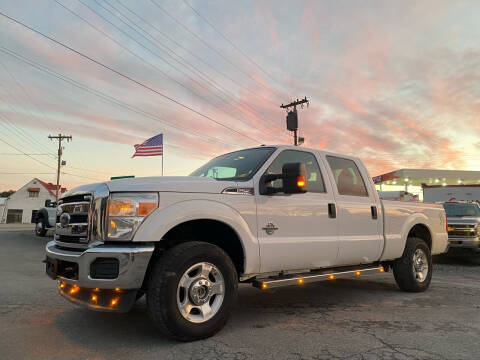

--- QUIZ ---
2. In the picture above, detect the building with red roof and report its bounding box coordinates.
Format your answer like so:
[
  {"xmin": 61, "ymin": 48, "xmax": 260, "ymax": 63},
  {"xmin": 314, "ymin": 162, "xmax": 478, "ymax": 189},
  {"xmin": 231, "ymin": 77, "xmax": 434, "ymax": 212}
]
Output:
[{"xmin": 0, "ymin": 178, "xmax": 67, "ymax": 223}]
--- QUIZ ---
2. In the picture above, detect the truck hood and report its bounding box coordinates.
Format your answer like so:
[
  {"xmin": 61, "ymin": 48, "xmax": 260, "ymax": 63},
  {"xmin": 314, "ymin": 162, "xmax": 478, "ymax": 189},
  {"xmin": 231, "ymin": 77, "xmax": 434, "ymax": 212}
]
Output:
[
  {"xmin": 62, "ymin": 176, "xmax": 242, "ymax": 198},
  {"xmin": 104, "ymin": 176, "xmax": 240, "ymax": 194}
]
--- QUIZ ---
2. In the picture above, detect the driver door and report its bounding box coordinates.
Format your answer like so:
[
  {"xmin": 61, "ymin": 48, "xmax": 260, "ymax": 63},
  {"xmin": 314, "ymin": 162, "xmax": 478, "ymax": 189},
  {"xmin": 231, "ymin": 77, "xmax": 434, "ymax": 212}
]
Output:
[{"xmin": 255, "ymin": 150, "xmax": 339, "ymax": 273}]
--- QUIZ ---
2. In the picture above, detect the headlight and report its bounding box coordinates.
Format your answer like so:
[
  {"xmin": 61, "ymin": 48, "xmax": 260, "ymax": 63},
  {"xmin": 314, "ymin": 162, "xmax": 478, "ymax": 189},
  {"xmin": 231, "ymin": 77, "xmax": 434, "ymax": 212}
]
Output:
[{"xmin": 107, "ymin": 192, "xmax": 158, "ymax": 241}]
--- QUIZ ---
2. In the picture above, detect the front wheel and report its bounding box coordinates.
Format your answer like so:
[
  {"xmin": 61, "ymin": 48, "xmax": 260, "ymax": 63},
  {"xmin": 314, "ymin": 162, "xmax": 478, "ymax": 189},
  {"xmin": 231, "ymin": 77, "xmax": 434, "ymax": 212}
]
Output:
[
  {"xmin": 35, "ymin": 217, "xmax": 47, "ymax": 237},
  {"xmin": 147, "ymin": 241, "xmax": 237, "ymax": 341},
  {"xmin": 393, "ymin": 237, "xmax": 432, "ymax": 292}
]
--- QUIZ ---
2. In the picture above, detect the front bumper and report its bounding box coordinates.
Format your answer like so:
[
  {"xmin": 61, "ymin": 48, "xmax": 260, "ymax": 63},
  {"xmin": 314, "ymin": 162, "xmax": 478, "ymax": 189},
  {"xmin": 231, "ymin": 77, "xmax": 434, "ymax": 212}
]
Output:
[
  {"xmin": 45, "ymin": 241, "xmax": 154, "ymax": 312},
  {"xmin": 446, "ymin": 236, "xmax": 480, "ymax": 252}
]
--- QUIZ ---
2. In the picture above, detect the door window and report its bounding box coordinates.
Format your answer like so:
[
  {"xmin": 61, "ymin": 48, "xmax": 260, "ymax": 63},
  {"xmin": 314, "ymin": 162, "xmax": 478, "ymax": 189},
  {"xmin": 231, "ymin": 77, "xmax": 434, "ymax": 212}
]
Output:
[
  {"xmin": 326, "ymin": 156, "xmax": 368, "ymax": 197},
  {"xmin": 264, "ymin": 150, "xmax": 326, "ymax": 193}
]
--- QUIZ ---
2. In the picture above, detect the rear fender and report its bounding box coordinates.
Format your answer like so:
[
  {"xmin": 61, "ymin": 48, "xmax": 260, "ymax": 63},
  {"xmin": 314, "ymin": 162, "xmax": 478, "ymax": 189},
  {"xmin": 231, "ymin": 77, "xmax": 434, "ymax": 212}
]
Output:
[{"xmin": 381, "ymin": 213, "xmax": 433, "ymax": 261}]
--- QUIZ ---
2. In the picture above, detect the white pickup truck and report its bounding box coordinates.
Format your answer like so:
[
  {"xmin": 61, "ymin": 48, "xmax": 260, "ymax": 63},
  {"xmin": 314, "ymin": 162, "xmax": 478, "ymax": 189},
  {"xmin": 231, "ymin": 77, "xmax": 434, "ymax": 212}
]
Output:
[{"xmin": 45, "ymin": 145, "xmax": 448, "ymax": 341}]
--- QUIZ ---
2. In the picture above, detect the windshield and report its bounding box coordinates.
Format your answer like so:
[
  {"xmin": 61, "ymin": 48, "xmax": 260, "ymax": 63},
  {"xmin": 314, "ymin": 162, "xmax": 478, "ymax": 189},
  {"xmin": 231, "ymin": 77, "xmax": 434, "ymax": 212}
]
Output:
[
  {"xmin": 190, "ymin": 147, "xmax": 275, "ymax": 181},
  {"xmin": 443, "ymin": 203, "xmax": 480, "ymax": 217}
]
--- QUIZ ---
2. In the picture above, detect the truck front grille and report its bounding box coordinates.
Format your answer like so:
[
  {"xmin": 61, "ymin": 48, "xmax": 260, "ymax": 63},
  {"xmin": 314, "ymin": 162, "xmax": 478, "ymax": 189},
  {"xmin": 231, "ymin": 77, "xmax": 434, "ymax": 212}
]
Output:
[
  {"xmin": 448, "ymin": 224, "xmax": 477, "ymax": 238},
  {"xmin": 55, "ymin": 194, "xmax": 92, "ymax": 247}
]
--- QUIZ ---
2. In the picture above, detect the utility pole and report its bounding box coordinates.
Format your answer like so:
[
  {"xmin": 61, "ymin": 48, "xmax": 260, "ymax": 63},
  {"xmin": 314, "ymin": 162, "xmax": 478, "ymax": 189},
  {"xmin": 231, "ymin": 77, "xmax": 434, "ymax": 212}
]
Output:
[
  {"xmin": 280, "ymin": 97, "xmax": 309, "ymax": 146},
  {"xmin": 48, "ymin": 134, "xmax": 72, "ymax": 202}
]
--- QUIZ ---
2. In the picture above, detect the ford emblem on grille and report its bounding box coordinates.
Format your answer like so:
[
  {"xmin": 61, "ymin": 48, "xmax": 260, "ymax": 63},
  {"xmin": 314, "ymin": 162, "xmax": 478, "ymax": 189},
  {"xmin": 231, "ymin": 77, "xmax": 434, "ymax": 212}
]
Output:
[{"xmin": 60, "ymin": 213, "xmax": 71, "ymax": 228}]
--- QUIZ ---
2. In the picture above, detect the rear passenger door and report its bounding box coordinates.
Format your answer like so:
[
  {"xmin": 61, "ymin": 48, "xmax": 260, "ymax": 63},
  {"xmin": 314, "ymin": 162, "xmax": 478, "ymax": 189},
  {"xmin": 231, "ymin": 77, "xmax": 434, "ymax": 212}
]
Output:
[{"xmin": 324, "ymin": 155, "xmax": 384, "ymax": 265}]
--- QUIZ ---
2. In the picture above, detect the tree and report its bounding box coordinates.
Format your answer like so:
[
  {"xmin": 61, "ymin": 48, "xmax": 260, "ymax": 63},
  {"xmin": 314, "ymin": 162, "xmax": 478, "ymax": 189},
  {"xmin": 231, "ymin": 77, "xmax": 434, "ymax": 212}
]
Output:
[{"xmin": 0, "ymin": 190, "xmax": 15, "ymax": 198}]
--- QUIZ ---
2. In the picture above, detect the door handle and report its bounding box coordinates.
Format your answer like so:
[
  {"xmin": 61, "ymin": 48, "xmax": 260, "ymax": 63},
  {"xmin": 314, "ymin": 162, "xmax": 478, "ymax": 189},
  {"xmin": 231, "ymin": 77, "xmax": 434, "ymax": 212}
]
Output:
[
  {"xmin": 371, "ymin": 206, "xmax": 378, "ymax": 219},
  {"xmin": 328, "ymin": 203, "xmax": 336, "ymax": 218}
]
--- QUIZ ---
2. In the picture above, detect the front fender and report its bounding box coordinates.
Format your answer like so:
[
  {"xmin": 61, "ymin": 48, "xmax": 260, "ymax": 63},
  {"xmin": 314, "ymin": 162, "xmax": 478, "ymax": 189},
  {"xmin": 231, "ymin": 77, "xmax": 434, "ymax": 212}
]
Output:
[{"xmin": 133, "ymin": 199, "xmax": 259, "ymax": 274}]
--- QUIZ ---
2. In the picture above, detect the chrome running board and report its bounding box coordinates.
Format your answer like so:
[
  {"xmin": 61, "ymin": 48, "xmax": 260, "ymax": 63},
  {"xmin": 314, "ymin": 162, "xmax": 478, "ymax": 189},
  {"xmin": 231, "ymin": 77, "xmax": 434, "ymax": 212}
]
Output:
[{"xmin": 252, "ymin": 265, "xmax": 385, "ymax": 290}]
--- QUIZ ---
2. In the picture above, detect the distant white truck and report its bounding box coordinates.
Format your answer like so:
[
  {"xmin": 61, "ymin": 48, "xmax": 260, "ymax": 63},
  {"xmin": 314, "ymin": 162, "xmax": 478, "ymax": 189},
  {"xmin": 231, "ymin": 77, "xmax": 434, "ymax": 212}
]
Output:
[
  {"xmin": 424, "ymin": 185, "xmax": 480, "ymax": 203},
  {"xmin": 45, "ymin": 145, "xmax": 448, "ymax": 341},
  {"xmin": 442, "ymin": 201, "xmax": 480, "ymax": 254},
  {"xmin": 35, "ymin": 199, "xmax": 57, "ymax": 236},
  {"xmin": 378, "ymin": 191, "xmax": 418, "ymax": 201}
]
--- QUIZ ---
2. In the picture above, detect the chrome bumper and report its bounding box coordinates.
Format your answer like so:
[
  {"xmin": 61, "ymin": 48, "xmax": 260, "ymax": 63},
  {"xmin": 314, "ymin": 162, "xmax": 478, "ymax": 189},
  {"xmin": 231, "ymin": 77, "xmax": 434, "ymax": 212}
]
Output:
[
  {"xmin": 45, "ymin": 241, "xmax": 154, "ymax": 312},
  {"xmin": 446, "ymin": 236, "xmax": 480, "ymax": 252}
]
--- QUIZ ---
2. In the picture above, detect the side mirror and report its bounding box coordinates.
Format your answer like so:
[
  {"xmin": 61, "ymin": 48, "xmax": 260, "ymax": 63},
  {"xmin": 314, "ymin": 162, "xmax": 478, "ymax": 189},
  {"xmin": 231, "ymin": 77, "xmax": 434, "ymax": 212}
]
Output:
[
  {"xmin": 44, "ymin": 199, "xmax": 52, "ymax": 207},
  {"xmin": 259, "ymin": 162, "xmax": 307, "ymax": 195},
  {"xmin": 282, "ymin": 162, "xmax": 307, "ymax": 194}
]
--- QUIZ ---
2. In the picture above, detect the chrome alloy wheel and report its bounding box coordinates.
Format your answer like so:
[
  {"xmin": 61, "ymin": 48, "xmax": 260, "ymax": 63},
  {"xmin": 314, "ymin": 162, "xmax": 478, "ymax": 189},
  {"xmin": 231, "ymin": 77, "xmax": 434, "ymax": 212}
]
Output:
[
  {"xmin": 412, "ymin": 248, "xmax": 429, "ymax": 283},
  {"xmin": 177, "ymin": 262, "xmax": 225, "ymax": 323}
]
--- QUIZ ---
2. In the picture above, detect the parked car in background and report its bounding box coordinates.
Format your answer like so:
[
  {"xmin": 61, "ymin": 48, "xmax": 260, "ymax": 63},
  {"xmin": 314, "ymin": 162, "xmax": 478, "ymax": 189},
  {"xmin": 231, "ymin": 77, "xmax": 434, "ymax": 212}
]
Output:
[{"xmin": 443, "ymin": 201, "xmax": 480, "ymax": 254}]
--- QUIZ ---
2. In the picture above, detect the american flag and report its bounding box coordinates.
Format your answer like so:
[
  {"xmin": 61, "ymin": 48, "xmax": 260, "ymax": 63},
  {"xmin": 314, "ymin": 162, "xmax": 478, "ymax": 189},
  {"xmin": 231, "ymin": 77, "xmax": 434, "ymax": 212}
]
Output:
[{"xmin": 132, "ymin": 134, "xmax": 163, "ymax": 157}]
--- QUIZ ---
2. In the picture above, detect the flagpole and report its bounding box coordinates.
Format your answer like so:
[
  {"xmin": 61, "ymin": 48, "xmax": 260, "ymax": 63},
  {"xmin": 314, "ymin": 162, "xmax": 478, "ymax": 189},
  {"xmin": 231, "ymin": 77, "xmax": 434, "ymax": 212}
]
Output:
[{"xmin": 162, "ymin": 154, "xmax": 164, "ymax": 176}]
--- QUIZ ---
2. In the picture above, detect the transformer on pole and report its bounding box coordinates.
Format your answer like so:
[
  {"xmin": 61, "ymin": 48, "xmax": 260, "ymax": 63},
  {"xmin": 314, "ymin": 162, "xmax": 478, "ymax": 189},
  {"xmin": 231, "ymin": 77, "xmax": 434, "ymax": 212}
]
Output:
[{"xmin": 280, "ymin": 97, "xmax": 309, "ymax": 146}]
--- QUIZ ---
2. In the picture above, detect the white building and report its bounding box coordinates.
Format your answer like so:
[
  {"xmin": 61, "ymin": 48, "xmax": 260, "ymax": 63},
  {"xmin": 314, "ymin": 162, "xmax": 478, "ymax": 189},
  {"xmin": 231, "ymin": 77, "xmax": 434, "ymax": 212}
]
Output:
[
  {"xmin": 0, "ymin": 178, "xmax": 66, "ymax": 224},
  {"xmin": 373, "ymin": 169, "xmax": 480, "ymax": 202}
]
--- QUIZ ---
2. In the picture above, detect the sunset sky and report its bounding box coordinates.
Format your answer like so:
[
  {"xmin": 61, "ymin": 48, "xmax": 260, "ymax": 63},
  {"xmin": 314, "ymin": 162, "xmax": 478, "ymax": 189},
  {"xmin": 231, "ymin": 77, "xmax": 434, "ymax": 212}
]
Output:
[{"xmin": 1, "ymin": 0, "xmax": 479, "ymax": 191}]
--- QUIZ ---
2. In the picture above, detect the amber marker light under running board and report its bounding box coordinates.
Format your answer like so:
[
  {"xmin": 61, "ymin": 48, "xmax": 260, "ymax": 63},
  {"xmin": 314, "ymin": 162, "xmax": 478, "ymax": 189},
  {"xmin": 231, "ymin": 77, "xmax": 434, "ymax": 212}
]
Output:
[{"xmin": 252, "ymin": 266, "xmax": 385, "ymax": 289}]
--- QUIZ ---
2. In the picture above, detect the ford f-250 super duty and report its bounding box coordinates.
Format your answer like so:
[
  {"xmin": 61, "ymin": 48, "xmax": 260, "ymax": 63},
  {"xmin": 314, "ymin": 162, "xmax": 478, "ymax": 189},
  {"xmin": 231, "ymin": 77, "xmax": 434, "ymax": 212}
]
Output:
[{"xmin": 45, "ymin": 145, "xmax": 448, "ymax": 341}]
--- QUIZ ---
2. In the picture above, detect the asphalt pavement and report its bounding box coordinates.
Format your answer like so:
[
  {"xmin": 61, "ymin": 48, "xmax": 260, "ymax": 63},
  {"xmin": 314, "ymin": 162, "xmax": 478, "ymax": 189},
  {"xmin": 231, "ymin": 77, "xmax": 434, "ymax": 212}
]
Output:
[{"xmin": 1, "ymin": 229, "xmax": 480, "ymax": 360}]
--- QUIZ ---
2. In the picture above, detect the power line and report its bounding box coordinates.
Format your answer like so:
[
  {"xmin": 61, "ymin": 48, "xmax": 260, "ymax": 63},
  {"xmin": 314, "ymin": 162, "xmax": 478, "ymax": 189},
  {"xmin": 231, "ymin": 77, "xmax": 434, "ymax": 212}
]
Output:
[
  {"xmin": 0, "ymin": 57, "xmax": 56, "ymax": 133},
  {"xmin": 117, "ymin": 0, "xmax": 282, "ymax": 111},
  {"xmin": 0, "ymin": 11, "xmax": 262, "ymax": 144},
  {"xmin": 0, "ymin": 172, "xmax": 56, "ymax": 175},
  {"xmin": 110, "ymin": 0, "xmax": 287, "ymax": 136},
  {"xmin": 182, "ymin": 0, "xmax": 284, "ymax": 89},
  {"xmin": 0, "ymin": 46, "xmax": 236, "ymax": 149},
  {"xmin": 78, "ymin": 0, "xmax": 284, "ymax": 142},
  {"xmin": 150, "ymin": 0, "xmax": 286, "ymax": 101},
  {"xmin": 0, "ymin": 153, "xmax": 53, "ymax": 155}
]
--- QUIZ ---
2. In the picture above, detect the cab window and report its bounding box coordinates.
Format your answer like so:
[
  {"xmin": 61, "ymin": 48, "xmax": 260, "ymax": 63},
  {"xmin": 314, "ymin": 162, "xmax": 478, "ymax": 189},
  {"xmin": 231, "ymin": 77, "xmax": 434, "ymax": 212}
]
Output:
[
  {"xmin": 264, "ymin": 150, "xmax": 326, "ymax": 193},
  {"xmin": 326, "ymin": 156, "xmax": 368, "ymax": 197}
]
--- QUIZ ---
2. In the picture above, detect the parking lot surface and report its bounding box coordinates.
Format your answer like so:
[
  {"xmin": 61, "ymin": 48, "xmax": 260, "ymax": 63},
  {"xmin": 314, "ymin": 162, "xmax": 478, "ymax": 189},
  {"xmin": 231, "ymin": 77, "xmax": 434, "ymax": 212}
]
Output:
[{"xmin": 1, "ymin": 229, "xmax": 480, "ymax": 360}]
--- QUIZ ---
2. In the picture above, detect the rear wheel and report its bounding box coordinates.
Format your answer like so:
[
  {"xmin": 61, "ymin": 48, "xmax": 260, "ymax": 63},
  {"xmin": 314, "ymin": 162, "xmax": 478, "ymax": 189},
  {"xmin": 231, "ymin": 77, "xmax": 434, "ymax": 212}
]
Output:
[
  {"xmin": 147, "ymin": 241, "xmax": 237, "ymax": 341},
  {"xmin": 393, "ymin": 237, "xmax": 432, "ymax": 292},
  {"xmin": 35, "ymin": 217, "xmax": 47, "ymax": 237}
]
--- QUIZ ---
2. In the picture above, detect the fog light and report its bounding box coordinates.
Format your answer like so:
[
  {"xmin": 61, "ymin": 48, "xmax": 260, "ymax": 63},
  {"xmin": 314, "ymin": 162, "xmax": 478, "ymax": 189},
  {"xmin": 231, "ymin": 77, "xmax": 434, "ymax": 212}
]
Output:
[
  {"xmin": 329, "ymin": 275, "xmax": 334, "ymax": 280},
  {"xmin": 91, "ymin": 295, "xmax": 98, "ymax": 302},
  {"xmin": 355, "ymin": 271, "xmax": 361, "ymax": 276},
  {"xmin": 111, "ymin": 298, "xmax": 119, "ymax": 306},
  {"xmin": 261, "ymin": 283, "xmax": 267, "ymax": 290},
  {"xmin": 70, "ymin": 285, "xmax": 79, "ymax": 295},
  {"xmin": 59, "ymin": 282, "xmax": 66, "ymax": 289},
  {"xmin": 379, "ymin": 267, "xmax": 385, "ymax": 273},
  {"xmin": 297, "ymin": 278, "xmax": 304, "ymax": 285}
]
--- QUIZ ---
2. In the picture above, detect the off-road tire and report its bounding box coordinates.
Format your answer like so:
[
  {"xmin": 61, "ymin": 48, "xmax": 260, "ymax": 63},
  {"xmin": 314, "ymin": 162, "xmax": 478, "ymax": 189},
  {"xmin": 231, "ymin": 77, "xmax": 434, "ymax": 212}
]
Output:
[
  {"xmin": 393, "ymin": 237, "xmax": 432, "ymax": 292},
  {"xmin": 35, "ymin": 217, "xmax": 47, "ymax": 237},
  {"xmin": 147, "ymin": 241, "xmax": 237, "ymax": 341}
]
